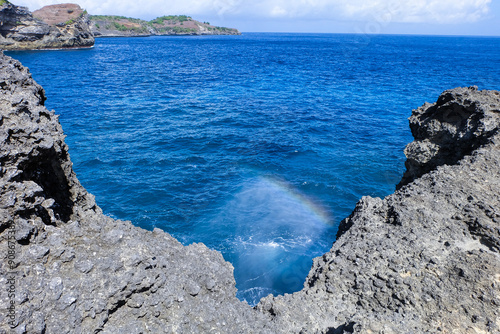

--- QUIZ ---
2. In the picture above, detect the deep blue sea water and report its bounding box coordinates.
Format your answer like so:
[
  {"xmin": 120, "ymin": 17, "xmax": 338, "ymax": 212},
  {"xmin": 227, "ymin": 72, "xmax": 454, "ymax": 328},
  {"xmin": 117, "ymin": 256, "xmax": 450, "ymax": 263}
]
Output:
[{"xmin": 7, "ymin": 33, "xmax": 500, "ymax": 305}]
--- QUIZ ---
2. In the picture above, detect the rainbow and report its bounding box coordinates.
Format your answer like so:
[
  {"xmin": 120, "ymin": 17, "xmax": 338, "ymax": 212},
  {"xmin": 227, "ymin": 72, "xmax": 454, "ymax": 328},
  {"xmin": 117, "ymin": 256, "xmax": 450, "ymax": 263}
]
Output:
[{"xmin": 256, "ymin": 175, "xmax": 333, "ymax": 226}]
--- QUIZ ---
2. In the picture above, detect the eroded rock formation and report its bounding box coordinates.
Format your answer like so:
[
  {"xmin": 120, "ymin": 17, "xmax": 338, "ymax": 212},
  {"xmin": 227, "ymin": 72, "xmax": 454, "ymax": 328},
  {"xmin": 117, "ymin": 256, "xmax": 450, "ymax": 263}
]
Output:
[
  {"xmin": 257, "ymin": 86, "xmax": 500, "ymax": 333},
  {"xmin": 89, "ymin": 15, "xmax": 241, "ymax": 37},
  {"xmin": 0, "ymin": 51, "xmax": 499, "ymax": 333},
  {"xmin": 0, "ymin": 2, "xmax": 94, "ymax": 51},
  {"xmin": 0, "ymin": 53, "xmax": 273, "ymax": 333},
  {"xmin": 397, "ymin": 87, "xmax": 500, "ymax": 189}
]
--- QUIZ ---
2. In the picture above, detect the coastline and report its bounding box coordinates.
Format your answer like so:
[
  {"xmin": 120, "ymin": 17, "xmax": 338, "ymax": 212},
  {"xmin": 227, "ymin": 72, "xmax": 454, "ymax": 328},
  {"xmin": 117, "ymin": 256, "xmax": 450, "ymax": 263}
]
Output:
[
  {"xmin": 4, "ymin": 44, "xmax": 95, "ymax": 52},
  {"xmin": 0, "ymin": 3, "xmax": 240, "ymax": 51}
]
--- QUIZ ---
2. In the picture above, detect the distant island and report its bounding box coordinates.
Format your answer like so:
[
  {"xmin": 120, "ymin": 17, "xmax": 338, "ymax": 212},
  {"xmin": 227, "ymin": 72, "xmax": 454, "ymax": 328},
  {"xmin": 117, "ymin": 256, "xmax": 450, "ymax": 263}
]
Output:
[
  {"xmin": 90, "ymin": 15, "xmax": 241, "ymax": 37},
  {"xmin": 0, "ymin": 1, "xmax": 240, "ymax": 51}
]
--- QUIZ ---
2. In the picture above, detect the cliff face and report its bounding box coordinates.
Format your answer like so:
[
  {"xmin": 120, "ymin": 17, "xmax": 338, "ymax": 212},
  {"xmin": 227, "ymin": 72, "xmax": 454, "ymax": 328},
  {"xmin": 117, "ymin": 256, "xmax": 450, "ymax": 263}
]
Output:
[
  {"xmin": 0, "ymin": 53, "xmax": 272, "ymax": 333},
  {"xmin": 89, "ymin": 15, "xmax": 153, "ymax": 37},
  {"xmin": 257, "ymin": 86, "xmax": 500, "ymax": 333},
  {"xmin": 0, "ymin": 52, "xmax": 499, "ymax": 334},
  {"xmin": 90, "ymin": 15, "xmax": 241, "ymax": 37},
  {"xmin": 397, "ymin": 88, "xmax": 500, "ymax": 189},
  {"xmin": 0, "ymin": 2, "xmax": 94, "ymax": 50}
]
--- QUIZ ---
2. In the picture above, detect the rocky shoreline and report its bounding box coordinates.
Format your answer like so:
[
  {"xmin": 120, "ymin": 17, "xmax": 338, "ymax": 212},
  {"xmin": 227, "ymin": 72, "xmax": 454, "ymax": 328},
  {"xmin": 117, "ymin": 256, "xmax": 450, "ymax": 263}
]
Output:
[
  {"xmin": 257, "ymin": 87, "xmax": 500, "ymax": 332},
  {"xmin": 89, "ymin": 15, "xmax": 241, "ymax": 38},
  {"xmin": 0, "ymin": 52, "xmax": 499, "ymax": 333},
  {"xmin": 0, "ymin": 52, "xmax": 273, "ymax": 333},
  {"xmin": 0, "ymin": 2, "xmax": 240, "ymax": 51},
  {"xmin": 0, "ymin": 2, "xmax": 94, "ymax": 51}
]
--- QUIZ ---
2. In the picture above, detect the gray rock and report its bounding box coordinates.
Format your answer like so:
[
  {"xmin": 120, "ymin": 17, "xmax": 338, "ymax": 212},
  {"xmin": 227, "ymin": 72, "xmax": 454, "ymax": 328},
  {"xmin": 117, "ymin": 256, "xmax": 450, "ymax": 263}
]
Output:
[
  {"xmin": 0, "ymin": 52, "xmax": 499, "ymax": 334},
  {"xmin": 0, "ymin": 52, "xmax": 274, "ymax": 333},
  {"xmin": 398, "ymin": 86, "xmax": 500, "ymax": 188},
  {"xmin": 0, "ymin": 2, "xmax": 94, "ymax": 51},
  {"xmin": 256, "ymin": 86, "xmax": 500, "ymax": 333}
]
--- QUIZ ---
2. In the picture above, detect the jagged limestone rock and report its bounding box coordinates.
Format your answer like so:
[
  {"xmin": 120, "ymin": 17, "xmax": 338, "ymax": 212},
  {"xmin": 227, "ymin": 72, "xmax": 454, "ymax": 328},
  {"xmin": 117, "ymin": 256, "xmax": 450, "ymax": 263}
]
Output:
[
  {"xmin": 0, "ymin": 50, "xmax": 499, "ymax": 333},
  {"xmin": 257, "ymin": 87, "xmax": 500, "ymax": 333},
  {"xmin": 0, "ymin": 2, "xmax": 94, "ymax": 51},
  {"xmin": 0, "ymin": 52, "xmax": 274, "ymax": 333},
  {"xmin": 398, "ymin": 86, "xmax": 500, "ymax": 189}
]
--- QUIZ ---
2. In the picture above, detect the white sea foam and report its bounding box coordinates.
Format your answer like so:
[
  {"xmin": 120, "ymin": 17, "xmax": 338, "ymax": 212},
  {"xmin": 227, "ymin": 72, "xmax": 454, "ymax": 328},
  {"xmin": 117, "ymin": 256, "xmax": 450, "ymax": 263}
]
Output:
[{"xmin": 236, "ymin": 287, "xmax": 277, "ymax": 306}]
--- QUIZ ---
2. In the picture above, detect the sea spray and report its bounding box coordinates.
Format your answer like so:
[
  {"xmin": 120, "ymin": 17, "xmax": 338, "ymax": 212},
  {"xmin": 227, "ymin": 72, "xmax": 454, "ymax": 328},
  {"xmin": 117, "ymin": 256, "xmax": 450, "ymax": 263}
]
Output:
[{"xmin": 207, "ymin": 176, "xmax": 334, "ymax": 305}]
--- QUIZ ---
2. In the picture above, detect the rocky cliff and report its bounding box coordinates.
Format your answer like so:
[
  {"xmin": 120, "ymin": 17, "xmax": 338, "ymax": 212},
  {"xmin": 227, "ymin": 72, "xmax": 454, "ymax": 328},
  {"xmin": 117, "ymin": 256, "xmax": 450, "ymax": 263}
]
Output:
[
  {"xmin": 257, "ymin": 86, "xmax": 500, "ymax": 333},
  {"xmin": 0, "ymin": 52, "xmax": 499, "ymax": 333},
  {"xmin": 0, "ymin": 2, "xmax": 93, "ymax": 50},
  {"xmin": 0, "ymin": 53, "xmax": 272, "ymax": 333},
  {"xmin": 90, "ymin": 15, "xmax": 241, "ymax": 37}
]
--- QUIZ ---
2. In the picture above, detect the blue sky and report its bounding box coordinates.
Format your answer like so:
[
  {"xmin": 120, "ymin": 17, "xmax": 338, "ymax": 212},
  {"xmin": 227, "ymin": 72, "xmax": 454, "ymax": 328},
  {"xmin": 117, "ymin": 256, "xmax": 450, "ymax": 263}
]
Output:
[{"xmin": 16, "ymin": 0, "xmax": 500, "ymax": 36}]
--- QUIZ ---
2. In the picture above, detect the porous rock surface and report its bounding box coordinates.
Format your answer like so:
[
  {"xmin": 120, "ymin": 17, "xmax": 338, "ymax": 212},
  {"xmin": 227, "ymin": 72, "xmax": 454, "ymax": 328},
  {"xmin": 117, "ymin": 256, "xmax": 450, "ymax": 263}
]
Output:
[
  {"xmin": 0, "ymin": 2, "xmax": 93, "ymax": 51},
  {"xmin": 0, "ymin": 53, "xmax": 273, "ymax": 333},
  {"xmin": 0, "ymin": 52, "xmax": 499, "ymax": 334},
  {"xmin": 257, "ymin": 86, "xmax": 500, "ymax": 333},
  {"xmin": 398, "ymin": 87, "xmax": 500, "ymax": 189}
]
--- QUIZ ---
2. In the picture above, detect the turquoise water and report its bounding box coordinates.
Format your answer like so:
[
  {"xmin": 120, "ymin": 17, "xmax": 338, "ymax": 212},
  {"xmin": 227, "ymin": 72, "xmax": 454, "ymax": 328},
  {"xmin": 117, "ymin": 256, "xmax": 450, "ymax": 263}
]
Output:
[{"xmin": 7, "ymin": 33, "xmax": 500, "ymax": 305}]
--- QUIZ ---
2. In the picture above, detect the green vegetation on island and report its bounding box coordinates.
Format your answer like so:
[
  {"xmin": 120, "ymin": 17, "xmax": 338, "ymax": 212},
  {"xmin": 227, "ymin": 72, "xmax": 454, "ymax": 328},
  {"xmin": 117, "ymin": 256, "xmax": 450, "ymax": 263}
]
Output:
[
  {"xmin": 62, "ymin": 11, "xmax": 86, "ymax": 26},
  {"xmin": 90, "ymin": 15, "xmax": 146, "ymax": 24},
  {"xmin": 150, "ymin": 15, "xmax": 191, "ymax": 25},
  {"xmin": 89, "ymin": 14, "xmax": 240, "ymax": 37}
]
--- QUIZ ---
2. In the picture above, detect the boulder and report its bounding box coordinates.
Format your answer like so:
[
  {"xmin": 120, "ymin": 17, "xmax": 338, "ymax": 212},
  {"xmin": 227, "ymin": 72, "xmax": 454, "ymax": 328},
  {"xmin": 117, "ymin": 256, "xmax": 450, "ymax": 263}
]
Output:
[{"xmin": 0, "ymin": 2, "xmax": 94, "ymax": 50}]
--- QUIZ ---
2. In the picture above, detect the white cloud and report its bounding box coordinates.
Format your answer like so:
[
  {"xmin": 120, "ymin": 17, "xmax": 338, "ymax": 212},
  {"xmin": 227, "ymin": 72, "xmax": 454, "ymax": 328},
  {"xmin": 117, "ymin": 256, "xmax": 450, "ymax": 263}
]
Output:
[
  {"xmin": 352, "ymin": 0, "xmax": 493, "ymax": 24},
  {"xmin": 14, "ymin": 0, "xmax": 491, "ymax": 24}
]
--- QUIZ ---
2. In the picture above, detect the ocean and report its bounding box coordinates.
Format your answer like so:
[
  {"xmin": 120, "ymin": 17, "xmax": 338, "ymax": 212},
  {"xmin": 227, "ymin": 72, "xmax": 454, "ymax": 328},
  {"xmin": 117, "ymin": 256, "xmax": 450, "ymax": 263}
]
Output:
[{"xmin": 7, "ymin": 33, "xmax": 500, "ymax": 305}]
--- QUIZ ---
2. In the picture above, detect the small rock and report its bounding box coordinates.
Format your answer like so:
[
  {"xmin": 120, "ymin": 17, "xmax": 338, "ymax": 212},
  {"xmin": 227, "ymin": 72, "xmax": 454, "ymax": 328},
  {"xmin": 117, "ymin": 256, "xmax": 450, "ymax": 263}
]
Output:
[
  {"xmin": 185, "ymin": 281, "xmax": 201, "ymax": 296},
  {"xmin": 74, "ymin": 260, "xmax": 94, "ymax": 274}
]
